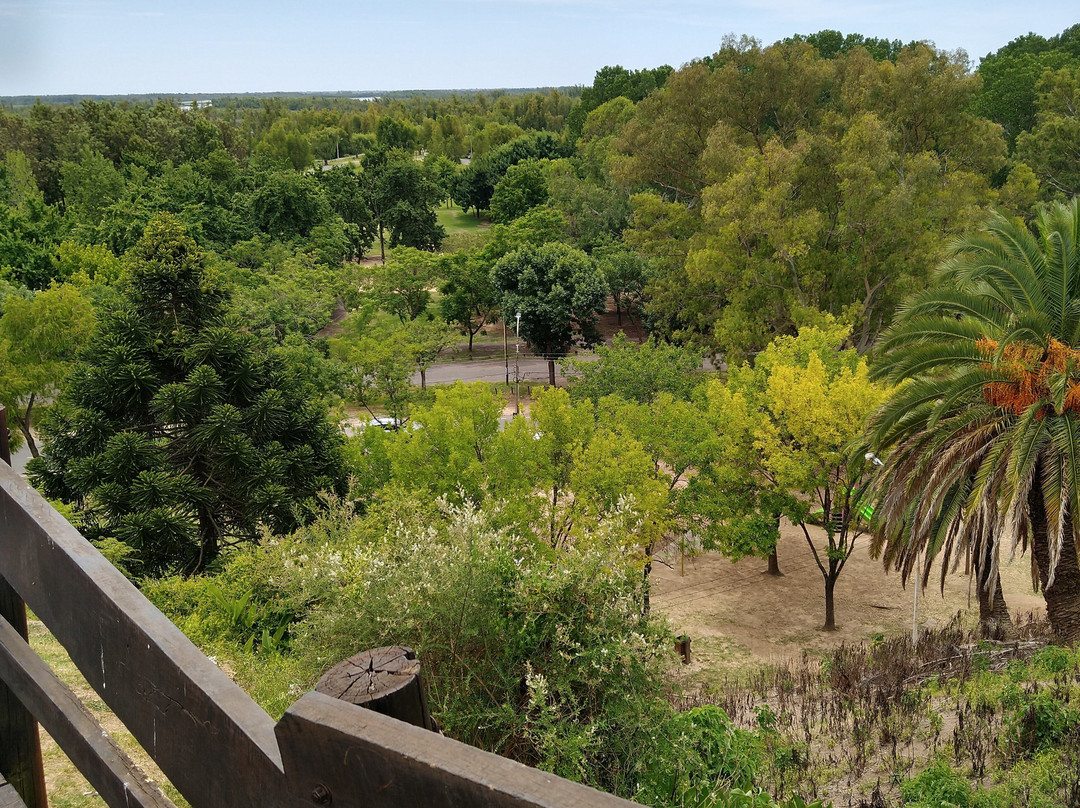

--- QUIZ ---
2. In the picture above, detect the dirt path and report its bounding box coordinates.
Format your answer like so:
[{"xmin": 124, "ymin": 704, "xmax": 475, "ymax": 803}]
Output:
[{"xmin": 651, "ymin": 519, "xmax": 1044, "ymax": 677}]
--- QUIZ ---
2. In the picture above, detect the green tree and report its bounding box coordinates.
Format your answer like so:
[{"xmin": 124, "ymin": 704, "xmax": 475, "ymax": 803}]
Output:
[
  {"xmin": 438, "ymin": 250, "xmax": 500, "ymax": 353},
  {"xmin": 1015, "ymin": 67, "xmax": 1080, "ymax": 199},
  {"xmin": 595, "ymin": 249, "xmax": 649, "ymax": 326},
  {"xmin": 404, "ymin": 317, "xmax": 456, "ymax": 391},
  {"xmin": 491, "ymin": 243, "xmax": 608, "ymax": 386},
  {"xmin": 693, "ymin": 326, "xmax": 887, "ymax": 628},
  {"xmin": 249, "ymin": 171, "xmax": 331, "ymax": 240},
  {"xmin": 386, "ymin": 381, "xmax": 502, "ymax": 504},
  {"xmin": 0, "ymin": 283, "xmax": 96, "ymax": 457},
  {"xmin": 866, "ymin": 199, "xmax": 1080, "ymax": 643},
  {"xmin": 363, "ymin": 152, "xmax": 446, "ymax": 260},
  {"xmin": 29, "ymin": 215, "xmax": 346, "ymax": 574},
  {"xmin": 563, "ymin": 333, "xmax": 702, "ymax": 405},
  {"xmin": 367, "ymin": 247, "xmax": 440, "ymax": 322},
  {"xmin": 489, "ymin": 159, "xmax": 549, "ymax": 224}
]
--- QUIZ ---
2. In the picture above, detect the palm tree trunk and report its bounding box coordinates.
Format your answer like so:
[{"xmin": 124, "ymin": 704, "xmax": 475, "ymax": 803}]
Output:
[
  {"xmin": 1029, "ymin": 476, "xmax": 1080, "ymax": 644},
  {"xmin": 975, "ymin": 538, "xmax": 1012, "ymax": 638}
]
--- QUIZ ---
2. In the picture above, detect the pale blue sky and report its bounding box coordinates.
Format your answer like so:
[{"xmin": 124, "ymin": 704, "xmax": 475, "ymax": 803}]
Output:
[{"xmin": 1, "ymin": 1, "xmax": 1077, "ymax": 96}]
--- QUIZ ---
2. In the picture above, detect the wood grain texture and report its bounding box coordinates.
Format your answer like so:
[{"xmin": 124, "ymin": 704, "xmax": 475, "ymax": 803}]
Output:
[
  {"xmin": 0, "ymin": 578, "xmax": 46, "ymax": 808},
  {"xmin": 0, "ymin": 463, "xmax": 283, "ymax": 808},
  {"xmin": 0, "ymin": 614, "xmax": 176, "ymax": 808},
  {"xmin": 0, "ymin": 772, "xmax": 29, "ymax": 808},
  {"xmin": 275, "ymin": 692, "xmax": 643, "ymax": 808},
  {"xmin": 315, "ymin": 646, "xmax": 432, "ymax": 730}
]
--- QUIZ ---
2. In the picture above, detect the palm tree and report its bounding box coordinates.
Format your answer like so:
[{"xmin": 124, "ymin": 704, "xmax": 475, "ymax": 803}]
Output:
[{"xmin": 867, "ymin": 199, "xmax": 1080, "ymax": 644}]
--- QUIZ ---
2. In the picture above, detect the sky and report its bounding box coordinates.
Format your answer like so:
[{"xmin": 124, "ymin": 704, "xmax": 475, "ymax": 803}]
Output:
[{"xmin": 1, "ymin": 1, "xmax": 1077, "ymax": 97}]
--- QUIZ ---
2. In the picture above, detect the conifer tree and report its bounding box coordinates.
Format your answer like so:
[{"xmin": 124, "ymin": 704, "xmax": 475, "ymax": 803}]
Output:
[{"xmin": 30, "ymin": 214, "xmax": 346, "ymax": 575}]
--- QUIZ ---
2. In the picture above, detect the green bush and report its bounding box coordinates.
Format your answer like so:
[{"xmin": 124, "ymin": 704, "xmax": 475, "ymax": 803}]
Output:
[{"xmin": 899, "ymin": 760, "xmax": 998, "ymax": 807}]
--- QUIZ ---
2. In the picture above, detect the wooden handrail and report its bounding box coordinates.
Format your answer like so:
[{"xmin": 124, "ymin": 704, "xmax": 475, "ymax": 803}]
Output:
[{"xmin": 0, "ymin": 461, "xmax": 643, "ymax": 808}]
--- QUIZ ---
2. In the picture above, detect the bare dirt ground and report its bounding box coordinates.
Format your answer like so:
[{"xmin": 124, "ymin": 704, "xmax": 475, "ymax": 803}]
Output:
[{"xmin": 651, "ymin": 520, "xmax": 1045, "ymax": 679}]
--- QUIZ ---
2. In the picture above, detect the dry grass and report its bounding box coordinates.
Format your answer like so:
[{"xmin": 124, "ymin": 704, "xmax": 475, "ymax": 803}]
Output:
[{"xmin": 26, "ymin": 618, "xmax": 186, "ymax": 808}]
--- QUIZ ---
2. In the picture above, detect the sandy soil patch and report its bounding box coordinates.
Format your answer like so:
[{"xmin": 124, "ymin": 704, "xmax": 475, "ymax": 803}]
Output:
[{"xmin": 651, "ymin": 519, "xmax": 1044, "ymax": 675}]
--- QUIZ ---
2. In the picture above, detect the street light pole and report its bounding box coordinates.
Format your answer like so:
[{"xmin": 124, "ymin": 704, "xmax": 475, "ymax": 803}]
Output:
[{"xmin": 515, "ymin": 311, "xmax": 521, "ymax": 416}]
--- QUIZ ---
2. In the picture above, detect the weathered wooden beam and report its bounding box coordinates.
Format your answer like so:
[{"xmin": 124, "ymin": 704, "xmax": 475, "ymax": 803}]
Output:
[
  {"xmin": 275, "ymin": 692, "xmax": 643, "ymax": 808},
  {"xmin": 0, "ymin": 407, "xmax": 10, "ymax": 466},
  {"xmin": 0, "ymin": 772, "xmax": 30, "ymax": 808},
  {"xmin": 0, "ymin": 577, "xmax": 46, "ymax": 808},
  {"xmin": 0, "ymin": 613, "xmax": 176, "ymax": 808},
  {"xmin": 0, "ymin": 463, "xmax": 284, "ymax": 808}
]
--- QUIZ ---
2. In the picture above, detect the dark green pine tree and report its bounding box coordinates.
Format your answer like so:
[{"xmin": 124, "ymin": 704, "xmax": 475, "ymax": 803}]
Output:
[{"xmin": 30, "ymin": 214, "xmax": 346, "ymax": 575}]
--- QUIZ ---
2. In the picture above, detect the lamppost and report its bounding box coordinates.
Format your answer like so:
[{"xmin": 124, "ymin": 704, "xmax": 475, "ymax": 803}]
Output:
[{"xmin": 514, "ymin": 311, "xmax": 521, "ymax": 416}]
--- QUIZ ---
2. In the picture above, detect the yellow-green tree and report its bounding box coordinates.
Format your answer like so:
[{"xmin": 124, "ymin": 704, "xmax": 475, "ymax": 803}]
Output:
[
  {"xmin": 694, "ymin": 325, "xmax": 888, "ymax": 630},
  {"xmin": 0, "ymin": 283, "xmax": 96, "ymax": 456}
]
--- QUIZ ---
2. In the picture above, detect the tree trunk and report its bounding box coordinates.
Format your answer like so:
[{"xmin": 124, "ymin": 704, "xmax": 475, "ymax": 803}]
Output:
[
  {"xmin": 547, "ymin": 358, "xmax": 556, "ymax": 387},
  {"xmin": 196, "ymin": 505, "xmax": 220, "ymax": 573},
  {"xmin": 468, "ymin": 329, "xmax": 474, "ymax": 353},
  {"xmin": 766, "ymin": 547, "xmax": 782, "ymax": 576},
  {"xmin": 420, "ymin": 368, "xmax": 427, "ymax": 391},
  {"xmin": 16, "ymin": 394, "xmax": 38, "ymax": 458},
  {"xmin": 823, "ymin": 573, "xmax": 837, "ymax": 631},
  {"xmin": 1029, "ymin": 472, "xmax": 1080, "ymax": 644},
  {"xmin": 378, "ymin": 223, "xmax": 386, "ymax": 263},
  {"xmin": 975, "ymin": 539, "xmax": 1012, "ymax": 639},
  {"xmin": 642, "ymin": 551, "xmax": 653, "ymax": 617}
]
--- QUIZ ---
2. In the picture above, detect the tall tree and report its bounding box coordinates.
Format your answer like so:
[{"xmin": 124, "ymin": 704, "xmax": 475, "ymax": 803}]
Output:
[
  {"xmin": 491, "ymin": 243, "xmax": 608, "ymax": 386},
  {"xmin": 29, "ymin": 215, "xmax": 346, "ymax": 575},
  {"xmin": 867, "ymin": 199, "xmax": 1080, "ymax": 644},
  {"xmin": 367, "ymin": 247, "xmax": 440, "ymax": 323},
  {"xmin": 691, "ymin": 325, "xmax": 887, "ymax": 627}
]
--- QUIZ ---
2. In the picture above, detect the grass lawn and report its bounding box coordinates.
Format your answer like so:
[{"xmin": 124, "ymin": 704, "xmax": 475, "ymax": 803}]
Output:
[{"xmin": 437, "ymin": 206, "xmax": 491, "ymax": 241}]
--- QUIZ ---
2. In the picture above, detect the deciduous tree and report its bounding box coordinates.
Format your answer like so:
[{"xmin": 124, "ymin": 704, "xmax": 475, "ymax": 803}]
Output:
[{"xmin": 491, "ymin": 243, "xmax": 607, "ymax": 386}]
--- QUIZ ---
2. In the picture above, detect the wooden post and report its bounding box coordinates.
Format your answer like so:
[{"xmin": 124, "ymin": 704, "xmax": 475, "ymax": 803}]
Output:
[
  {"xmin": 0, "ymin": 580, "xmax": 48, "ymax": 808},
  {"xmin": 0, "ymin": 407, "xmax": 10, "ymax": 466},
  {"xmin": 0, "ymin": 407, "xmax": 47, "ymax": 808},
  {"xmin": 315, "ymin": 646, "xmax": 434, "ymax": 731}
]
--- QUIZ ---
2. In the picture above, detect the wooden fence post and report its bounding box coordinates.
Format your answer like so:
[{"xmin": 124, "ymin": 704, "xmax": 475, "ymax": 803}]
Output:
[
  {"xmin": 0, "ymin": 579, "xmax": 48, "ymax": 808},
  {"xmin": 0, "ymin": 407, "xmax": 10, "ymax": 466},
  {"xmin": 0, "ymin": 407, "xmax": 47, "ymax": 808}
]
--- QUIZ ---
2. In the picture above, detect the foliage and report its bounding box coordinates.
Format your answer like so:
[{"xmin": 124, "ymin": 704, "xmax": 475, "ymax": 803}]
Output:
[
  {"xmin": 691, "ymin": 324, "xmax": 887, "ymax": 628},
  {"xmin": 1015, "ymin": 67, "xmax": 1080, "ymax": 199},
  {"xmin": 606, "ymin": 38, "xmax": 1007, "ymax": 359},
  {"xmin": 193, "ymin": 496, "xmax": 681, "ymax": 798},
  {"xmin": 365, "ymin": 247, "xmax": 440, "ymax": 322},
  {"xmin": 29, "ymin": 216, "xmax": 346, "ymax": 575},
  {"xmin": 866, "ymin": 198, "xmax": 1080, "ymax": 644},
  {"xmin": 438, "ymin": 249, "xmax": 500, "ymax": 352},
  {"xmin": 490, "ymin": 159, "xmax": 550, "ymax": 224},
  {"xmin": 563, "ymin": 332, "xmax": 703, "ymax": 405},
  {"xmin": 491, "ymin": 242, "xmax": 607, "ymax": 384},
  {"xmin": 0, "ymin": 283, "xmax": 96, "ymax": 456}
]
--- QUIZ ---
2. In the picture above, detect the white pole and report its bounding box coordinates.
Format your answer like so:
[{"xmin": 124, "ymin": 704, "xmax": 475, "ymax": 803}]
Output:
[
  {"xmin": 912, "ymin": 558, "xmax": 920, "ymax": 645},
  {"xmin": 515, "ymin": 312, "xmax": 521, "ymax": 416}
]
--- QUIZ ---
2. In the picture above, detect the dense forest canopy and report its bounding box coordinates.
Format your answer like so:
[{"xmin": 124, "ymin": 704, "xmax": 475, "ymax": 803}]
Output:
[{"xmin": 4, "ymin": 23, "xmax": 1080, "ymax": 808}]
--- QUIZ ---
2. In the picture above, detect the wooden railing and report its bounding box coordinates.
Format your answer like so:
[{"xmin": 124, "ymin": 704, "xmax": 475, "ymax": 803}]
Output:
[{"xmin": 0, "ymin": 458, "xmax": 639, "ymax": 808}]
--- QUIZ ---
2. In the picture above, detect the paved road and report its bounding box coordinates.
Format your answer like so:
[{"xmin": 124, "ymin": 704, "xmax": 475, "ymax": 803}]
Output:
[
  {"xmin": 7, "ymin": 443, "xmax": 31, "ymax": 476},
  {"xmin": 411, "ymin": 356, "xmax": 592, "ymax": 386}
]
